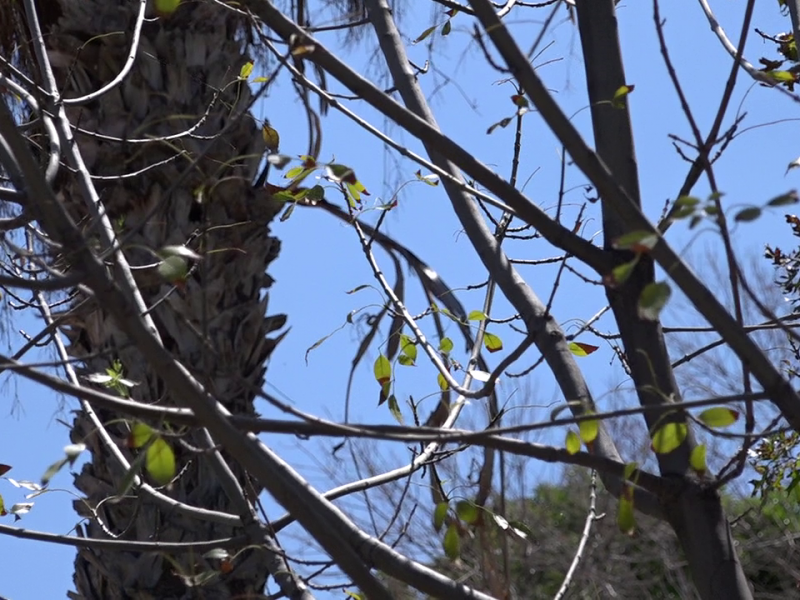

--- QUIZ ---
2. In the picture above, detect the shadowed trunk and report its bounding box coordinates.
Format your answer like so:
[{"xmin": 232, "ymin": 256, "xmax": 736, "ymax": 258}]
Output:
[
  {"xmin": 21, "ymin": 1, "xmax": 285, "ymax": 597},
  {"xmin": 574, "ymin": 1, "xmax": 752, "ymax": 597}
]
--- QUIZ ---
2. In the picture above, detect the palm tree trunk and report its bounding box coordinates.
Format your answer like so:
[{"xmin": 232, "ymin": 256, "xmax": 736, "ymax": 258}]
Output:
[{"xmin": 24, "ymin": 1, "xmax": 284, "ymax": 597}]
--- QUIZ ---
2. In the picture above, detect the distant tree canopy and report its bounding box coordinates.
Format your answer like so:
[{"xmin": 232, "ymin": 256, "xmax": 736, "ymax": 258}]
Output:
[{"xmin": 381, "ymin": 468, "xmax": 800, "ymax": 599}]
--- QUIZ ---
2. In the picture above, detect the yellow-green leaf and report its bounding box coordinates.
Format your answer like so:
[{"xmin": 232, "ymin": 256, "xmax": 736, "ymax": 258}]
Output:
[
  {"xmin": 129, "ymin": 422, "xmax": 154, "ymax": 449},
  {"xmin": 443, "ymin": 523, "xmax": 460, "ymax": 559},
  {"xmin": 769, "ymin": 70, "xmax": 796, "ymax": 83},
  {"xmin": 146, "ymin": 437, "xmax": 176, "ymax": 485},
  {"xmin": 698, "ymin": 407, "xmax": 739, "ymax": 429},
  {"xmin": 239, "ymin": 61, "xmax": 254, "ymax": 80},
  {"xmin": 651, "ymin": 421, "xmax": 687, "ymax": 454},
  {"xmin": 617, "ymin": 490, "xmax": 636, "ymax": 535},
  {"xmin": 623, "ymin": 462, "xmax": 638, "ymax": 481},
  {"xmin": 578, "ymin": 414, "xmax": 598, "ymax": 444},
  {"xmin": 483, "ymin": 332, "xmax": 503, "ymax": 353},
  {"xmin": 433, "ymin": 501, "xmax": 449, "ymax": 532},
  {"xmin": 414, "ymin": 25, "xmax": 437, "ymax": 44},
  {"xmin": 439, "ymin": 337, "xmax": 454, "ymax": 353},
  {"xmin": 400, "ymin": 334, "xmax": 417, "ymax": 362},
  {"xmin": 437, "ymin": 372, "xmax": 449, "ymax": 391},
  {"xmin": 262, "ymin": 124, "xmax": 280, "ymax": 152},
  {"xmin": 373, "ymin": 354, "xmax": 391, "ymax": 386},
  {"xmin": 690, "ymin": 444, "xmax": 707, "ymax": 474},
  {"xmin": 467, "ymin": 310, "xmax": 487, "ymax": 321},
  {"xmin": 565, "ymin": 430, "xmax": 581, "ymax": 455}
]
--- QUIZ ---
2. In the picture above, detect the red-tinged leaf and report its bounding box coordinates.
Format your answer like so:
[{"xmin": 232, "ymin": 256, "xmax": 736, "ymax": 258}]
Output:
[
  {"xmin": 373, "ymin": 354, "xmax": 391, "ymax": 386},
  {"xmin": 565, "ymin": 430, "xmax": 581, "ymax": 455},
  {"xmin": 612, "ymin": 84, "xmax": 635, "ymax": 108},
  {"xmin": 511, "ymin": 94, "xmax": 529, "ymax": 108},
  {"xmin": 483, "ymin": 332, "xmax": 503, "ymax": 353},
  {"xmin": 569, "ymin": 342, "xmax": 599, "ymax": 357},
  {"xmin": 0, "ymin": 464, "xmax": 11, "ymax": 477},
  {"xmin": 698, "ymin": 407, "xmax": 739, "ymax": 429}
]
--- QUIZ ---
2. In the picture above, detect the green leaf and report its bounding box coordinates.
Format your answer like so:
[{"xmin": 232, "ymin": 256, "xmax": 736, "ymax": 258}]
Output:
[
  {"xmin": 157, "ymin": 256, "xmax": 188, "ymax": 284},
  {"xmin": 387, "ymin": 394, "xmax": 403, "ymax": 424},
  {"xmin": 442, "ymin": 19, "xmax": 452, "ymax": 36},
  {"xmin": 483, "ymin": 332, "xmax": 503, "ymax": 353},
  {"xmin": 698, "ymin": 407, "xmax": 739, "ymax": 428},
  {"xmin": 675, "ymin": 195, "xmax": 701, "ymax": 208},
  {"xmin": 437, "ymin": 372, "xmax": 449, "ymax": 391},
  {"xmin": 373, "ymin": 354, "xmax": 392, "ymax": 386},
  {"xmin": 467, "ymin": 310, "xmax": 487, "ymax": 321},
  {"xmin": 578, "ymin": 414, "xmax": 599, "ymax": 444},
  {"xmin": 414, "ymin": 25, "xmax": 437, "ymax": 44},
  {"xmin": 397, "ymin": 355, "xmax": 415, "ymax": 366},
  {"xmin": 607, "ymin": 257, "xmax": 639, "ymax": 287},
  {"xmin": 443, "ymin": 523, "xmax": 460, "ymax": 559},
  {"xmin": 623, "ymin": 462, "xmax": 638, "ymax": 481},
  {"xmin": 651, "ymin": 421, "xmax": 687, "ymax": 454},
  {"xmin": 400, "ymin": 334, "xmax": 417, "ymax": 362},
  {"xmin": 456, "ymin": 500, "xmax": 479, "ymax": 524},
  {"xmin": 40, "ymin": 457, "xmax": 68, "ymax": 487},
  {"xmin": 690, "ymin": 444, "xmax": 707, "ymax": 474},
  {"xmin": 285, "ymin": 165, "xmax": 306, "ymax": 180},
  {"xmin": 734, "ymin": 206, "xmax": 762, "ymax": 222},
  {"xmin": 565, "ymin": 430, "xmax": 581, "ymax": 455},
  {"xmin": 638, "ymin": 281, "xmax": 671, "ymax": 321},
  {"xmin": 146, "ymin": 437, "xmax": 176, "ymax": 485},
  {"xmin": 617, "ymin": 490, "xmax": 636, "ymax": 535},
  {"xmin": 433, "ymin": 501, "xmax": 449, "ymax": 532},
  {"xmin": 613, "ymin": 230, "xmax": 658, "ymax": 251},
  {"xmin": 439, "ymin": 337, "xmax": 454, "ymax": 353},
  {"xmin": 767, "ymin": 191, "xmax": 799, "ymax": 207},
  {"xmin": 129, "ymin": 422, "xmax": 155, "ymax": 449}
]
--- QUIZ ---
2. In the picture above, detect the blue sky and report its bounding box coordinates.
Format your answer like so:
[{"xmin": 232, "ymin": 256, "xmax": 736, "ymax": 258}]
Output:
[{"xmin": 1, "ymin": 2, "xmax": 798, "ymax": 598}]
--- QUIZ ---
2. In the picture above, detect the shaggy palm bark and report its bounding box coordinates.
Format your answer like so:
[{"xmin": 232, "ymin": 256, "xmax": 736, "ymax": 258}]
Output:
[{"xmin": 26, "ymin": 1, "xmax": 284, "ymax": 597}]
